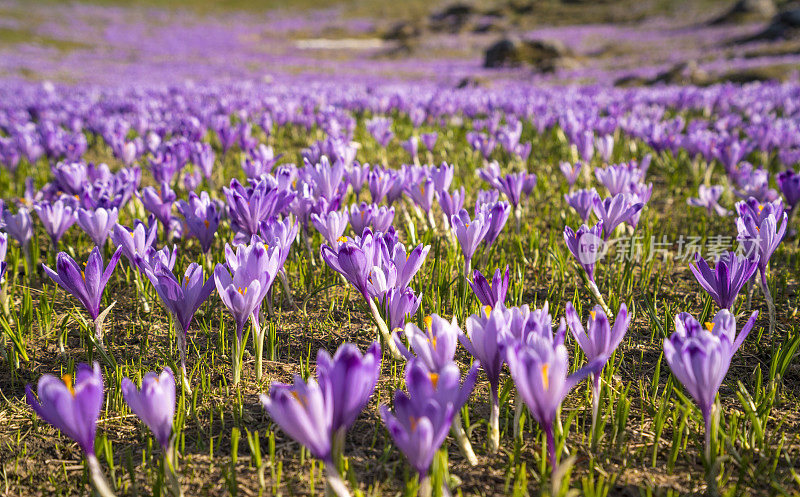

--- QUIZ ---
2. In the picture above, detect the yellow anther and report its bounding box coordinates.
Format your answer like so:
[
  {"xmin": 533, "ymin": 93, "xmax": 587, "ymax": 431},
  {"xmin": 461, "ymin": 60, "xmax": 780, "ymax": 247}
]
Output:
[
  {"xmin": 541, "ymin": 363, "xmax": 550, "ymax": 391},
  {"xmin": 429, "ymin": 373, "xmax": 439, "ymax": 389},
  {"xmin": 62, "ymin": 374, "xmax": 75, "ymax": 396},
  {"xmin": 705, "ymin": 322, "xmax": 715, "ymax": 333},
  {"xmin": 483, "ymin": 305, "xmax": 492, "ymax": 318},
  {"xmin": 589, "ymin": 310, "xmax": 596, "ymax": 320}
]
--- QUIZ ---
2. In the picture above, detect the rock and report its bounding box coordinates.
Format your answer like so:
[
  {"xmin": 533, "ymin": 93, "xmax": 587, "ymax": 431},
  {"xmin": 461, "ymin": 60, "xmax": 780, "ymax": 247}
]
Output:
[
  {"xmin": 738, "ymin": 6, "xmax": 800, "ymax": 42},
  {"xmin": 483, "ymin": 37, "xmax": 575, "ymax": 71},
  {"xmin": 429, "ymin": 3, "xmax": 479, "ymax": 33},
  {"xmin": 382, "ymin": 20, "xmax": 423, "ymax": 42},
  {"xmin": 472, "ymin": 16, "xmax": 510, "ymax": 33},
  {"xmin": 615, "ymin": 61, "xmax": 796, "ymax": 87},
  {"xmin": 708, "ymin": 0, "xmax": 777, "ymax": 24}
]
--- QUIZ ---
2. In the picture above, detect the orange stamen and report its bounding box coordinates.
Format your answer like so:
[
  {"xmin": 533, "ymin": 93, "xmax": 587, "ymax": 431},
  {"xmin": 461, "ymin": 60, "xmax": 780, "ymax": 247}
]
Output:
[{"xmin": 62, "ymin": 374, "xmax": 75, "ymax": 396}]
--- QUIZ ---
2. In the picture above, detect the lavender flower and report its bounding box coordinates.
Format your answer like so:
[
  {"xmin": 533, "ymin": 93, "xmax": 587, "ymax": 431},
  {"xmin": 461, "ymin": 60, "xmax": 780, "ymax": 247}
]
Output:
[
  {"xmin": 565, "ymin": 188, "xmax": 599, "ymax": 222},
  {"xmin": 664, "ymin": 309, "xmax": 758, "ymax": 460},
  {"xmin": 176, "ymin": 191, "xmax": 220, "ymax": 253},
  {"xmin": 592, "ymin": 194, "xmax": 643, "ymax": 241},
  {"xmin": 469, "ymin": 266, "xmax": 509, "ymax": 307},
  {"xmin": 77, "ymin": 207, "xmax": 119, "ymax": 247},
  {"xmin": 451, "ymin": 208, "xmax": 490, "ymax": 275},
  {"xmin": 690, "ymin": 252, "xmax": 758, "ymax": 310},
  {"xmin": 43, "ymin": 246, "xmax": 122, "ymax": 342},
  {"xmin": 565, "ymin": 302, "xmax": 630, "ymax": 425},
  {"xmin": 687, "ymin": 185, "xmax": 728, "ymax": 217},
  {"xmin": 121, "ymin": 367, "xmax": 176, "ymax": 450},
  {"xmin": 34, "ymin": 199, "xmax": 77, "ymax": 247},
  {"xmin": 505, "ymin": 336, "xmax": 602, "ymax": 468}
]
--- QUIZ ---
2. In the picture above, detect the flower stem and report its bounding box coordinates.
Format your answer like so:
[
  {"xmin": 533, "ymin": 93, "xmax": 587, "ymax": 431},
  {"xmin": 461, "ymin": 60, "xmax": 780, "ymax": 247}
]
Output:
[
  {"xmin": 488, "ymin": 390, "xmax": 500, "ymax": 453},
  {"xmin": 367, "ymin": 298, "xmax": 404, "ymax": 361},
  {"xmin": 590, "ymin": 373, "xmax": 601, "ymax": 449},
  {"xmin": 587, "ymin": 280, "xmax": 613, "ymax": 319},
  {"xmin": 545, "ymin": 424, "xmax": 557, "ymax": 470},
  {"xmin": 232, "ymin": 332, "xmax": 243, "ymax": 386},
  {"xmin": 86, "ymin": 454, "xmax": 116, "ymax": 497},
  {"xmin": 324, "ymin": 464, "xmax": 351, "ymax": 497},
  {"xmin": 177, "ymin": 332, "xmax": 192, "ymax": 396},
  {"xmin": 513, "ymin": 395, "xmax": 523, "ymax": 441},
  {"xmin": 252, "ymin": 316, "xmax": 265, "ymax": 382},
  {"xmin": 759, "ymin": 269, "xmax": 775, "ymax": 335},
  {"xmin": 451, "ymin": 411, "xmax": 478, "ymax": 466},
  {"xmin": 418, "ymin": 475, "xmax": 432, "ymax": 497}
]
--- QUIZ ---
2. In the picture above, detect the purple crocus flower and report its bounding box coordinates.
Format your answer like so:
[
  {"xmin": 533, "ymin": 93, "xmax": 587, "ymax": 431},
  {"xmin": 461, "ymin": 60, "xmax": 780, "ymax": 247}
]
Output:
[
  {"xmin": 394, "ymin": 314, "xmax": 461, "ymax": 370},
  {"xmin": 177, "ymin": 191, "xmax": 220, "ymax": 252},
  {"xmin": 460, "ymin": 305, "xmax": 508, "ymax": 451},
  {"xmin": 494, "ymin": 171, "xmax": 535, "ymax": 209},
  {"xmin": 317, "ymin": 342, "xmax": 381, "ymax": 434},
  {"xmin": 76, "ymin": 207, "xmax": 118, "ymax": 247},
  {"xmin": 565, "ymin": 188, "xmax": 599, "ymax": 222},
  {"xmin": 478, "ymin": 201, "xmax": 510, "ymax": 248},
  {"xmin": 345, "ymin": 162, "xmax": 370, "ymax": 194},
  {"xmin": 451, "ymin": 208, "xmax": 490, "ymax": 274},
  {"xmin": 563, "ymin": 221, "xmax": 604, "ymax": 283},
  {"xmin": 137, "ymin": 182, "xmax": 176, "ymax": 228},
  {"xmin": 0, "ymin": 232, "xmax": 7, "ymax": 283},
  {"xmin": 366, "ymin": 116, "xmax": 394, "ymax": 147},
  {"xmin": 736, "ymin": 212, "xmax": 788, "ymax": 273},
  {"xmin": 3, "ymin": 207, "xmax": 33, "ymax": 248},
  {"xmin": 141, "ymin": 261, "xmax": 215, "ymax": 387},
  {"xmin": 776, "ymin": 169, "xmax": 800, "ymax": 211},
  {"xmin": 367, "ymin": 167, "xmax": 396, "ymax": 204},
  {"xmin": 592, "ymin": 193, "xmax": 643, "ymax": 241},
  {"xmin": 469, "ymin": 266, "xmax": 509, "ymax": 307},
  {"xmin": 121, "ymin": 367, "xmax": 175, "ymax": 450},
  {"xmin": 405, "ymin": 358, "xmax": 479, "ymax": 419},
  {"xmin": 311, "ymin": 210, "xmax": 349, "ymax": 248},
  {"xmin": 420, "ymin": 132, "xmax": 437, "ymax": 152},
  {"xmin": 214, "ymin": 246, "xmax": 265, "ymax": 337},
  {"xmin": 690, "ymin": 252, "xmax": 758, "ymax": 310},
  {"xmin": 384, "ymin": 241, "xmax": 430, "ymax": 289},
  {"xmin": 595, "ymin": 164, "xmax": 643, "ymax": 196},
  {"xmin": 687, "ymin": 185, "xmax": 728, "ymax": 217},
  {"xmin": 347, "ymin": 202, "xmax": 395, "ymax": 236},
  {"xmin": 385, "ymin": 287, "xmax": 421, "ymax": 331},
  {"xmin": 140, "ymin": 245, "xmax": 177, "ymax": 273},
  {"xmin": 111, "ymin": 218, "xmax": 158, "ymax": 269},
  {"xmin": 664, "ymin": 309, "xmax": 758, "ymax": 459},
  {"xmin": 559, "ymin": 161, "xmax": 582, "ymax": 188},
  {"xmin": 736, "ymin": 197, "xmax": 784, "ymax": 227},
  {"xmin": 34, "ymin": 199, "xmax": 77, "ymax": 247},
  {"xmin": 224, "ymin": 177, "xmax": 295, "ymax": 242},
  {"xmin": 565, "ymin": 302, "xmax": 630, "ymax": 424},
  {"xmin": 505, "ymin": 337, "xmax": 602, "ymax": 468},
  {"xmin": 261, "ymin": 375, "xmax": 333, "ymax": 462},
  {"xmin": 53, "ymin": 162, "xmax": 88, "ymax": 195},
  {"xmin": 191, "ymin": 142, "xmax": 215, "ymax": 179},
  {"xmin": 401, "ymin": 136, "xmax": 419, "ymax": 162},
  {"xmin": 26, "ymin": 362, "xmax": 103, "ymax": 456},
  {"xmin": 736, "ymin": 211, "xmax": 787, "ymax": 334},
  {"xmin": 439, "ymin": 186, "xmax": 465, "ymax": 224},
  {"xmin": 320, "ymin": 236, "xmax": 374, "ymax": 299},
  {"xmin": 380, "ymin": 380, "xmax": 455, "ymax": 479},
  {"xmin": 43, "ymin": 246, "xmax": 122, "ymax": 340},
  {"xmin": 406, "ymin": 177, "xmax": 436, "ymax": 216}
]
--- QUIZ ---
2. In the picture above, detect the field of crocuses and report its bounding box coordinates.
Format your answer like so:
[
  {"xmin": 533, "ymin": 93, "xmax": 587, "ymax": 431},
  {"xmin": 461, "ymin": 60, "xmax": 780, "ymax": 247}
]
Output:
[{"xmin": 1, "ymin": 2, "xmax": 800, "ymax": 497}]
